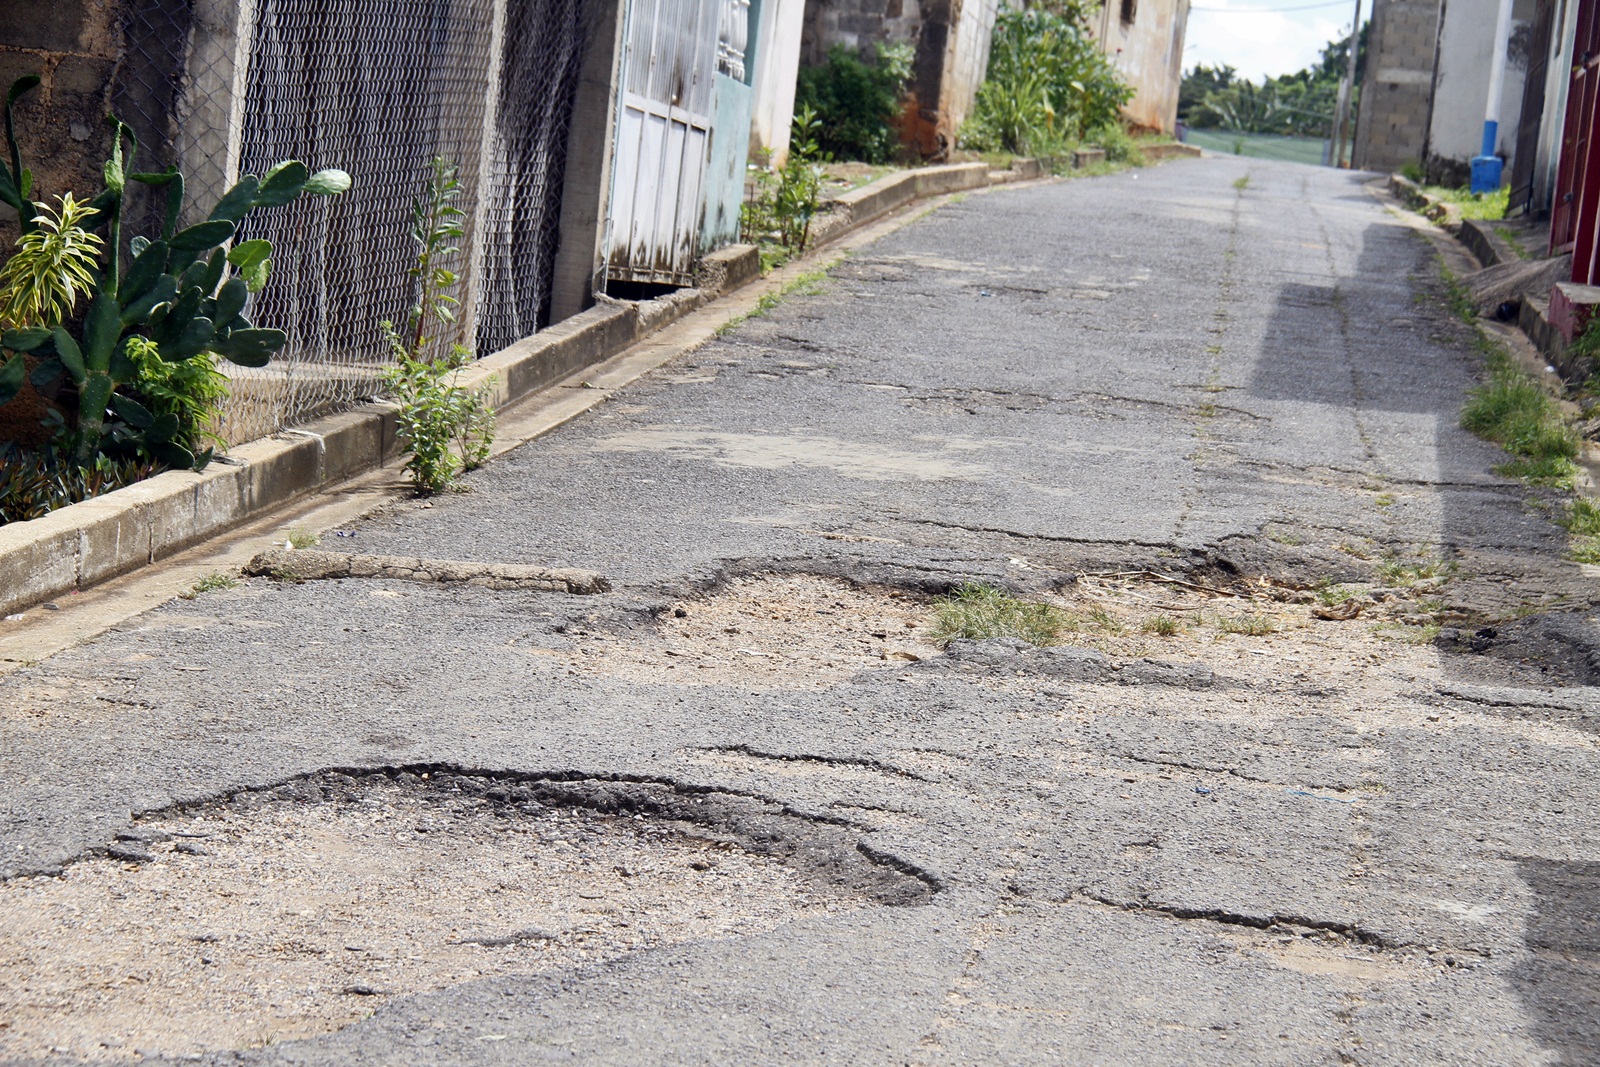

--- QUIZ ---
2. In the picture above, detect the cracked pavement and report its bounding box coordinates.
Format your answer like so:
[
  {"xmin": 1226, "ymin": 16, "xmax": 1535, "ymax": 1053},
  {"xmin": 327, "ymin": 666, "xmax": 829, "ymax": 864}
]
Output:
[{"xmin": 3, "ymin": 156, "xmax": 1600, "ymax": 1065}]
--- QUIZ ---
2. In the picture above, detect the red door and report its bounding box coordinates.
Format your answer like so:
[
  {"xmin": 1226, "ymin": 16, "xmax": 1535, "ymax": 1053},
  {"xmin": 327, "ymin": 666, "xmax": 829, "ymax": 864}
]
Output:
[{"xmin": 1553, "ymin": 0, "xmax": 1600, "ymax": 281}]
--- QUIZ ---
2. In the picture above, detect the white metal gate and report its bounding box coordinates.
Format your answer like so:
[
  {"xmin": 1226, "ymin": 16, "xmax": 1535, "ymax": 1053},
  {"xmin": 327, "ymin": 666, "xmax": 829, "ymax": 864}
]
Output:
[{"xmin": 605, "ymin": 0, "xmax": 723, "ymax": 286}]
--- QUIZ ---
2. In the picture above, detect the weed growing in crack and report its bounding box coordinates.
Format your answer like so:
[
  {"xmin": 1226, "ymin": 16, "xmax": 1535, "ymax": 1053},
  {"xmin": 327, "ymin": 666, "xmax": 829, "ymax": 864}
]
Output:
[
  {"xmin": 1265, "ymin": 528, "xmax": 1303, "ymax": 546},
  {"xmin": 1217, "ymin": 613, "xmax": 1275, "ymax": 636},
  {"xmin": 1232, "ymin": 175, "xmax": 1250, "ymax": 191},
  {"xmin": 180, "ymin": 572, "xmax": 239, "ymax": 600},
  {"xmin": 715, "ymin": 269, "xmax": 831, "ymax": 338},
  {"xmin": 1436, "ymin": 260, "xmax": 1477, "ymax": 324},
  {"xmin": 1140, "ymin": 614, "xmax": 1180, "ymax": 636},
  {"xmin": 1374, "ymin": 493, "xmax": 1396, "ymax": 508},
  {"xmin": 1085, "ymin": 606, "xmax": 1125, "ymax": 634},
  {"xmin": 1560, "ymin": 497, "xmax": 1600, "ymax": 564},
  {"xmin": 1314, "ymin": 580, "xmax": 1357, "ymax": 606},
  {"xmin": 1376, "ymin": 553, "xmax": 1454, "ymax": 587},
  {"xmin": 1336, "ymin": 540, "xmax": 1374, "ymax": 560},
  {"xmin": 285, "ymin": 526, "xmax": 319, "ymax": 550},
  {"xmin": 929, "ymin": 584, "xmax": 1073, "ymax": 648}
]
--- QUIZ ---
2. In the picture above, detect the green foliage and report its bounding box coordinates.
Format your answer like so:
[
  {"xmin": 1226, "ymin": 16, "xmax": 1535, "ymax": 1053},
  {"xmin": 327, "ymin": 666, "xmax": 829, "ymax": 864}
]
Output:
[
  {"xmin": 180, "ymin": 571, "xmax": 239, "ymax": 599},
  {"xmin": 0, "ymin": 193, "xmax": 102, "ymax": 329},
  {"xmin": 0, "ymin": 446, "xmax": 157, "ymax": 526},
  {"xmin": 962, "ymin": 8, "xmax": 1132, "ymax": 156},
  {"xmin": 1088, "ymin": 121, "xmax": 1143, "ymax": 165},
  {"xmin": 929, "ymin": 583, "xmax": 1074, "ymax": 648},
  {"xmin": 742, "ymin": 107, "xmax": 828, "ymax": 258},
  {"xmin": 1562, "ymin": 497, "xmax": 1600, "ymax": 564},
  {"xmin": 1216, "ymin": 613, "xmax": 1276, "ymax": 636},
  {"xmin": 121, "ymin": 334, "xmax": 227, "ymax": 457},
  {"xmin": 0, "ymin": 73, "xmax": 351, "ymax": 476},
  {"xmin": 794, "ymin": 43, "xmax": 912, "ymax": 163},
  {"xmin": 381, "ymin": 159, "xmax": 495, "ymax": 496},
  {"xmin": 1420, "ymin": 184, "xmax": 1509, "ymax": 221},
  {"xmin": 1460, "ymin": 341, "xmax": 1579, "ymax": 490},
  {"xmin": 1399, "ymin": 161, "xmax": 1425, "ymax": 183},
  {"xmin": 1179, "ymin": 25, "xmax": 1365, "ymax": 137}
]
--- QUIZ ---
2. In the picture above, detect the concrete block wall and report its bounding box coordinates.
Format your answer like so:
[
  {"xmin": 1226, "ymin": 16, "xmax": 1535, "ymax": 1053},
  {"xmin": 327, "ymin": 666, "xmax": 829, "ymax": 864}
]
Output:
[
  {"xmin": 801, "ymin": 0, "xmax": 924, "ymax": 65},
  {"xmin": 0, "ymin": 0, "xmax": 125, "ymax": 245},
  {"xmin": 1354, "ymin": 0, "xmax": 1441, "ymax": 172}
]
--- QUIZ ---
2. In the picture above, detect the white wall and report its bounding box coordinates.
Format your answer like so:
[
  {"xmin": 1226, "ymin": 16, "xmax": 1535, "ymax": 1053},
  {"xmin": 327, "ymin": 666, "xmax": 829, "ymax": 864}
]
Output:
[
  {"xmin": 1426, "ymin": 0, "xmax": 1531, "ymax": 169},
  {"xmin": 750, "ymin": 0, "xmax": 806, "ymax": 164}
]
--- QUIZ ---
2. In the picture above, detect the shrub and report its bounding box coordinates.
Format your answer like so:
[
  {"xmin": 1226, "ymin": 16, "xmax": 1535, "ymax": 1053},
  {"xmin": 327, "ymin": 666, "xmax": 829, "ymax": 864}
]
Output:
[
  {"xmin": 794, "ymin": 43, "xmax": 913, "ymax": 163},
  {"xmin": 742, "ymin": 106, "xmax": 827, "ymax": 259},
  {"xmin": 962, "ymin": 8, "xmax": 1132, "ymax": 155},
  {"xmin": 381, "ymin": 159, "xmax": 495, "ymax": 495},
  {"xmin": 0, "ymin": 446, "xmax": 156, "ymax": 526}
]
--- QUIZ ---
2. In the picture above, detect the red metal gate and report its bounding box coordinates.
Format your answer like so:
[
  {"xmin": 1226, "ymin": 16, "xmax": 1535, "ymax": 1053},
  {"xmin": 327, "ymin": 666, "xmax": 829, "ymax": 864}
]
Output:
[{"xmin": 1552, "ymin": 0, "xmax": 1600, "ymax": 281}]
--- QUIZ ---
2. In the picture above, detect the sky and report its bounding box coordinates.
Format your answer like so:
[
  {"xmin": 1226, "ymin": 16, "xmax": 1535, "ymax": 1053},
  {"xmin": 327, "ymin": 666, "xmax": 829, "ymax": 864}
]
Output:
[{"xmin": 1183, "ymin": 0, "xmax": 1362, "ymax": 82}]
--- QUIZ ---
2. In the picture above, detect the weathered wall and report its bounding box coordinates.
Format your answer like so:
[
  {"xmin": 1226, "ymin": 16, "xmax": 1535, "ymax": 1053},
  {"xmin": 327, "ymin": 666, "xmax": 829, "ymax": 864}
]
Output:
[
  {"xmin": 1353, "ymin": 0, "xmax": 1441, "ymax": 172},
  {"xmin": 1424, "ymin": 0, "xmax": 1533, "ymax": 185},
  {"xmin": 1091, "ymin": 0, "xmax": 1189, "ymax": 134},
  {"xmin": 800, "ymin": 0, "xmax": 923, "ymax": 64},
  {"xmin": 0, "ymin": 0, "xmax": 124, "ymax": 241},
  {"xmin": 799, "ymin": 0, "xmax": 999, "ymax": 157},
  {"xmin": 750, "ymin": 0, "xmax": 807, "ymax": 163}
]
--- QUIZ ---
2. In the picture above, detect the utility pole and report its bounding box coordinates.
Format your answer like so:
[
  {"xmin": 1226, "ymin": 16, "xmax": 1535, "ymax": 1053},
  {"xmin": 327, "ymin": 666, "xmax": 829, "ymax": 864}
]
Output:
[
  {"xmin": 1332, "ymin": 0, "xmax": 1362, "ymax": 167},
  {"xmin": 1470, "ymin": 0, "xmax": 1516, "ymax": 192}
]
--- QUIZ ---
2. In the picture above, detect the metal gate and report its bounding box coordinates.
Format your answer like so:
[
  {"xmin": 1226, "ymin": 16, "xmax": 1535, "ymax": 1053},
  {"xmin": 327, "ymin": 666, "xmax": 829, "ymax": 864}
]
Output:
[
  {"xmin": 605, "ymin": 0, "xmax": 723, "ymax": 287},
  {"xmin": 702, "ymin": 0, "xmax": 757, "ymax": 247}
]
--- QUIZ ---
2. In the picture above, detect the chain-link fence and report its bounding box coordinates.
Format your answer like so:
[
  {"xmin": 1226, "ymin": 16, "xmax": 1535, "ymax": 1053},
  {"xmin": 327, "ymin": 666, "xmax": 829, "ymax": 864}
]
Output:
[{"xmin": 111, "ymin": 0, "xmax": 588, "ymax": 446}]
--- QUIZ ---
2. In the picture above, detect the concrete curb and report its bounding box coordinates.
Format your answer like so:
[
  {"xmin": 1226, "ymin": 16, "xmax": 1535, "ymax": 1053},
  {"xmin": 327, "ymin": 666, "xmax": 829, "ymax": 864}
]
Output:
[{"xmin": 0, "ymin": 159, "xmax": 1061, "ymax": 618}]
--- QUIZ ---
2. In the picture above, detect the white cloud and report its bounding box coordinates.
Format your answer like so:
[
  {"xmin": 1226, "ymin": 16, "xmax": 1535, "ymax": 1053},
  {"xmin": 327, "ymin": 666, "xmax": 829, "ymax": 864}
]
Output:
[{"xmin": 1184, "ymin": 1, "xmax": 1356, "ymax": 82}]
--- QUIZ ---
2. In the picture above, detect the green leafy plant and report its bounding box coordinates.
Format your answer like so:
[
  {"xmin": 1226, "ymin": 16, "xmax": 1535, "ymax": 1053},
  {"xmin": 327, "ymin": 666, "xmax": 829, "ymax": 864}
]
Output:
[
  {"xmin": 742, "ymin": 107, "xmax": 829, "ymax": 259},
  {"xmin": 0, "ymin": 446, "xmax": 157, "ymax": 526},
  {"xmin": 962, "ymin": 8, "xmax": 1132, "ymax": 155},
  {"xmin": 794, "ymin": 44, "xmax": 912, "ymax": 163},
  {"xmin": 381, "ymin": 158, "xmax": 495, "ymax": 495},
  {"xmin": 0, "ymin": 74, "xmax": 351, "ymax": 473},
  {"xmin": 180, "ymin": 571, "xmax": 239, "ymax": 599},
  {"xmin": 120, "ymin": 335, "xmax": 227, "ymax": 456},
  {"xmin": 0, "ymin": 193, "xmax": 102, "ymax": 329},
  {"xmin": 1459, "ymin": 339, "xmax": 1579, "ymax": 489}
]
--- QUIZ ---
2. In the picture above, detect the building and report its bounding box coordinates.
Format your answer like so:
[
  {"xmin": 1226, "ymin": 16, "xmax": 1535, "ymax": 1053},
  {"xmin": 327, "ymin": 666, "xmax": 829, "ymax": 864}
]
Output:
[
  {"xmin": 1089, "ymin": 0, "xmax": 1191, "ymax": 135},
  {"xmin": 1353, "ymin": 0, "xmax": 1568, "ymax": 211}
]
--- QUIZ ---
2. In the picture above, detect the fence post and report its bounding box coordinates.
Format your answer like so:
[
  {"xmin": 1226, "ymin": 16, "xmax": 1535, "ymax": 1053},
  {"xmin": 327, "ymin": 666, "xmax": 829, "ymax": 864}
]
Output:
[{"xmin": 178, "ymin": 0, "xmax": 259, "ymax": 226}]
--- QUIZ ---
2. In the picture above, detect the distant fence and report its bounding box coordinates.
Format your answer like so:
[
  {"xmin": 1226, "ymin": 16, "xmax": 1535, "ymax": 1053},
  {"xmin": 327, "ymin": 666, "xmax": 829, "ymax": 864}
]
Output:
[
  {"xmin": 1181, "ymin": 129, "xmax": 1332, "ymax": 167},
  {"xmin": 110, "ymin": 0, "xmax": 588, "ymax": 446}
]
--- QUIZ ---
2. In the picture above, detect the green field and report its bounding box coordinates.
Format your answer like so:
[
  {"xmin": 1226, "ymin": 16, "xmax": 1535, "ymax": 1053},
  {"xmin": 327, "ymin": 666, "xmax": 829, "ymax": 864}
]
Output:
[{"xmin": 1181, "ymin": 129, "xmax": 1331, "ymax": 166}]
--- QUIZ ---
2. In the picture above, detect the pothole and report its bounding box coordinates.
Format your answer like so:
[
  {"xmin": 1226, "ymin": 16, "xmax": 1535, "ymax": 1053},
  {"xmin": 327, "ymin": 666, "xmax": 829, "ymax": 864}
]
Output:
[
  {"xmin": 555, "ymin": 574, "xmax": 942, "ymax": 687},
  {"xmin": 0, "ymin": 769, "xmax": 928, "ymax": 1060}
]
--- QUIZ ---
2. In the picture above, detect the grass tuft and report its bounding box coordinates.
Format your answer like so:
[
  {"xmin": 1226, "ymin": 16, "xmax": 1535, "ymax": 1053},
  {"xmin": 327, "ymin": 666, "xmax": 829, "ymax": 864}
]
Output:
[
  {"xmin": 179, "ymin": 572, "xmax": 240, "ymax": 600},
  {"xmin": 1460, "ymin": 340, "xmax": 1580, "ymax": 490},
  {"xmin": 1561, "ymin": 497, "xmax": 1600, "ymax": 563},
  {"xmin": 929, "ymin": 584, "xmax": 1074, "ymax": 648},
  {"xmin": 1217, "ymin": 613, "xmax": 1276, "ymax": 636},
  {"xmin": 1141, "ymin": 614, "xmax": 1180, "ymax": 636},
  {"xmin": 285, "ymin": 526, "xmax": 320, "ymax": 550}
]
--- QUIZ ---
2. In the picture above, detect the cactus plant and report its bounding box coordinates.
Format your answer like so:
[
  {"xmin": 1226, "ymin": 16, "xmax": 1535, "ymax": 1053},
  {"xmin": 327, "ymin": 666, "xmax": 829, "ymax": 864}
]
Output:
[{"xmin": 0, "ymin": 75, "xmax": 351, "ymax": 468}]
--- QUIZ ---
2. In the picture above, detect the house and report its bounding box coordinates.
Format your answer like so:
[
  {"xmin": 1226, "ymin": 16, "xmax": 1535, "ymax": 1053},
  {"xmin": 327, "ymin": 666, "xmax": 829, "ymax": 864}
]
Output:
[
  {"xmin": 1089, "ymin": 0, "xmax": 1191, "ymax": 135},
  {"xmin": 1352, "ymin": 0, "xmax": 1565, "ymax": 211}
]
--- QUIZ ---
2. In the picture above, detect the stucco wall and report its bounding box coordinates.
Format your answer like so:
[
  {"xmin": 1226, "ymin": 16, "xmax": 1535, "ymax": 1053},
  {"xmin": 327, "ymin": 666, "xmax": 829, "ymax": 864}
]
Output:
[
  {"xmin": 1424, "ymin": 0, "xmax": 1533, "ymax": 184},
  {"xmin": 1092, "ymin": 0, "xmax": 1189, "ymax": 134}
]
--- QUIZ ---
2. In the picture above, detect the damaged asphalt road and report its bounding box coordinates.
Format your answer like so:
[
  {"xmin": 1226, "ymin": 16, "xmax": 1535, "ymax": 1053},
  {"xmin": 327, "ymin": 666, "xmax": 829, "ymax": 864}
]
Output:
[{"xmin": 3, "ymin": 157, "xmax": 1600, "ymax": 1065}]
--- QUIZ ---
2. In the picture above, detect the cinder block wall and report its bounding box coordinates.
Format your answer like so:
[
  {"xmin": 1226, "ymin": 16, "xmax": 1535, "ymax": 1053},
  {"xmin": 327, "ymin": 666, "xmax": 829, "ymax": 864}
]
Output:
[
  {"xmin": 0, "ymin": 1, "xmax": 126, "ymax": 245},
  {"xmin": 1353, "ymin": 0, "xmax": 1441, "ymax": 173}
]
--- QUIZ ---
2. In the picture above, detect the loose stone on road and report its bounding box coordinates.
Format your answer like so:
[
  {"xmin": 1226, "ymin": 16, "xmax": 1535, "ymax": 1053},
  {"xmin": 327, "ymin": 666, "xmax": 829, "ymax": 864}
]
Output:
[{"xmin": 2, "ymin": 157, "xmax": 1598, "ymax": 1065}]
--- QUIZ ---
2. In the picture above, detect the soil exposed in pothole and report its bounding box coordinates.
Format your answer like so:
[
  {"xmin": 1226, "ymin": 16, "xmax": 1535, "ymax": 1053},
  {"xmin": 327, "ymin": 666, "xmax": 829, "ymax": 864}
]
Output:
[{"xmin": 0, "ymin": 771, "xmax": 913, "ymax": 1061}]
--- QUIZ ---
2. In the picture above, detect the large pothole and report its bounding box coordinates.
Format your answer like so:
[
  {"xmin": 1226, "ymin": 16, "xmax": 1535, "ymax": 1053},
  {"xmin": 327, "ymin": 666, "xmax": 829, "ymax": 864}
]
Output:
[{"xmin": 0, "ymin": 770, "xmax": 928, "ymax": 1060}]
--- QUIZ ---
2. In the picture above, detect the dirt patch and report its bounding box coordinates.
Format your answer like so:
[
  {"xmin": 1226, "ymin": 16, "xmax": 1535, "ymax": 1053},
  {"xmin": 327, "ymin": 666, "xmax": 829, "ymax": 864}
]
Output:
[
  {"xmin": 549, "ymin": 569, "xmax": 1578, "ymax": 695},
  {"xmin": 0, "ymin": 770, "xmax": 914, "ymax": 1061},
  {"xmin": 556, "ymin": 574, "xmax": 942, "ymax": 688}
]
